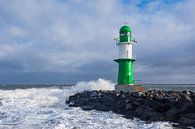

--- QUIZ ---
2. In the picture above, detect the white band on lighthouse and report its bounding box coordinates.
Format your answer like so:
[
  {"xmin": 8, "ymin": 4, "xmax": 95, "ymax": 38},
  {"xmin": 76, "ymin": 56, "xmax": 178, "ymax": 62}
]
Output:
[{"xmin": 118, "ymin": 43, "xmax": 133, "ymax": 59}]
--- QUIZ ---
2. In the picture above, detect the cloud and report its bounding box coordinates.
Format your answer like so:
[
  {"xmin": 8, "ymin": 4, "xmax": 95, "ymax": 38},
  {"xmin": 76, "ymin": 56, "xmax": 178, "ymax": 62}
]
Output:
[{"xmin": 0, "ymin": 0, "xmax": 194, "ymax": 83}]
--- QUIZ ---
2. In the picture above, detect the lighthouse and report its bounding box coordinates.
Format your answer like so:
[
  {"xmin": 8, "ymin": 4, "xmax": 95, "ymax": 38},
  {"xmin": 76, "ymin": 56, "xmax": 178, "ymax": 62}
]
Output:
[{"xmin": 114, "ymin": 25, "xmax": 139, "ymax": 92}]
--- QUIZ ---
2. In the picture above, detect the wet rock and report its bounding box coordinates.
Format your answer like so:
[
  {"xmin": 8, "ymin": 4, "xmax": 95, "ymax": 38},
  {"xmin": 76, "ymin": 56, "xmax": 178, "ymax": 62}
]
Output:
[
  {"xmin": 179, "ymin": 102, "xmax": 194, "ymax": 113},
  {"xmin": 95, "ymin": 104, "xmax": 110, "ymax": 111},
  {"xmin": 145, "ymin": 100, "xmax": 163, "ymax": 110},
  {"xmin": 66, "ymin": 90, "xmax": 195, "ymax": 128},
  {"xmin": 181, "ymin": 94, "xmax": 192, "ymax": 102},
  {"xmin": 88, "ymin": 90, "xmax": 98, "ymax": 97},
  {"xmin": 182, "ymin": 90, "xmax": 191, "ymax": 95},
  {"xmin": 165, "ymin": 107, "xmax": 179, "ymax": 121},
  {"xmin": 131, "ymin": 92, "xmax": 139, "ymax": 97},
  {"xmin": 101, "ymin": 95, "xmax": 114, "ymax": 106},
  {"xmin": 134, "ymin": 105, "xmax": 145, "ymax": 116},
  {"xmin": 132, "ymin": 101, "xmax": 142, "ymax": 107},
  {"xmin": 165, "ymin": 98, "xmax": 177, "ymax": 107},
  {"xmin": 178, "ymin": 118, "xmax": 195, "ymax": 126},
  {"xmin": 125, "ymin": 103, "xmax": 135, "ymax": 111},
  {"xmin": 134, "ymin": 104, "xmax": 153, "ymax": 117},
  {"xmin": 137, "ymin": 92, "xmax": 145, "ymax": 98},
  {"xmin": 115, "ymin": 99, "xmax": 126, "ymax": 110},
  {"xmin": 81, "ymin": 105, "xmax": 95, "ymax": 110},
  {"xmin": 181, "ymin": 113, "xmax": 195, "ymax": 119},
  {"xmin": 153, "ymin": 94, "xmax": 165, "ymax": 102},
  {"xmin": 88, "ymin": 97, "xmax": 100, "ymax": 104},
  {"xmin": 142, "ymin": 111, "xmax": 164, "ymax": 121}
]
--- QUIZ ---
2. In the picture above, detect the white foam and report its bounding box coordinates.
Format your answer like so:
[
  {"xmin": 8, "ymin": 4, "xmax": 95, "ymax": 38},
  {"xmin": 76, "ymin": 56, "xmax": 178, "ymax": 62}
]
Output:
[
  {"xmin": 72, "ymin": 78, "xmax": 115, "ymax": 92},
  {"xmin": 63, "ymin": 78, "xmax": 115, "ymax": 101},
  {"xmin": 53, "ymin": 109, "xmax": 173, "ymax": 129},
  {"xmin": 0, "ymin": 79, "xmax": 177, "ymax": 129},
  {"xmin": 0, "ymin": 88, "xmax": 64, "ymax": 108}
]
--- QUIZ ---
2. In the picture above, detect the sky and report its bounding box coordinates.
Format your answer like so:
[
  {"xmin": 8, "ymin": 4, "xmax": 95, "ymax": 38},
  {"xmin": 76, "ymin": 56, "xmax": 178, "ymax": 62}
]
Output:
[{"xmin": 0, "ymin": 0, "xmax": 195, "ymax": 84}]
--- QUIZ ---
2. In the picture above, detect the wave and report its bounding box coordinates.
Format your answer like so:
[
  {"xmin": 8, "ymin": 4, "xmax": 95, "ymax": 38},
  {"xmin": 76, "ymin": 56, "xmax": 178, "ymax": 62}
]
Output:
[{"xmin": 0, "ymin": 79, "xmax": 175, "ymax": 129}]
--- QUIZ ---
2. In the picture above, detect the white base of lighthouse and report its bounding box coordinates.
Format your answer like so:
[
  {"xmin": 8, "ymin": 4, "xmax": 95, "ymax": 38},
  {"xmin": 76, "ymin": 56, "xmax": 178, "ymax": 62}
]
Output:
[{"xmin": 115, "ymin": 84, "xmax": 145, "ymax": 93}]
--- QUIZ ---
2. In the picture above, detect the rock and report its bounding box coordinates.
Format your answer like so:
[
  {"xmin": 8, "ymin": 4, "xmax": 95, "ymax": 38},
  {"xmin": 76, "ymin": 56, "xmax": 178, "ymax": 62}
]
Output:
[
  {"xmin": 166, "ymin": 98, "xmax": 177, "ymax": 107},
  {"xmin": 181, "ymin": 113, "xmax": 195, "ymax": 119},
  {"xmin": 114, "ymin": 99, "xmax": 126, "ymax": 112},
  {"xmin": 125, "ymin": 103, "xmax": 136, "ymax": 111},
  {"xmin": 75, "ymin": 98, "xmax": 87, "ymax": 106},
  {"xmin": 88, "ymin": 97, "xmax": 100, "ymax": 104},
  {"xmin": 101, "ymin": 95, "xmax": 114, "ymax": 106},
  {"xmin": 178, "ymin": 118, "xmax": 195, "ymax": 126},
  {"xmin": 132, "ymin": 101, "xmax": 142, "ymax": 107},
  {"xmin": 125, "ymin": 96, "xmax": 136, "ymax": 103},
  {"xmin": 181, "ymin": 94, "xmax": 193, "ymax": 102},
  {"xmin": 154, "ymin": 94, "xmax": 165, "ymax": 102},
  {"xmin": 179, "ymin": 102, "xmax": 194, "ymax": 113},
  {"xmin": 90, "ymin": 90, "xmax": 99, "ymax": 97},
  {"xmin": 182, "ymin": 90, "xmax": 191, "ymax": 95},
  {"xmin": 145, "ymin": 100, "xmax": 164, "ymax": 111},
  {"xmin": 142, "ymin": 111, "xmax": 164, "ymax": 121},
  {"xmin": 134, "ymin": 104, "xmax": 153, "ymax": 116},
  {"xmin": 165, "ymin": 107, "xmax": 179, "ymax": 121},
  {"xmin": 67, "ymin": 90, "xmax": 195, "ymax": 128},
  {"xmin": 134, "ymin": 105, "xmax": 145, "ymax": 116},
  {"xmin": 81, "ymin": 105, "xmax": 95, "ymax": 110},
  {"xmin": 137, "ymin": 92, "xmax": 145, "ymax": 98},
  {"xmin": 95, "ymin": 103, "xmax": 111, "ymax": 111},
  {"xmin": 120, "ymin": 92, "xmax": 127, "ymax": 99},
  {"xmin": 190, "ymin": 94, "xmax": 195, "ymax": 102},
  {"xmin": 81, "ymin": 91, "xmax": 90, "ymax": 97},
  {"xmin": 156, "ymin": 104, "xmax": 170, "ymax": 112},
  {"xmin": 131, "ymin": 92, "xmax": 138, "ymax": 97},
  {"xmin": 67, "ymin": 94, "xmax": 78, "ymax": 104},
  {"xmin": 68, "ymin": 101, "xmax": 75, "ymax": 107}
]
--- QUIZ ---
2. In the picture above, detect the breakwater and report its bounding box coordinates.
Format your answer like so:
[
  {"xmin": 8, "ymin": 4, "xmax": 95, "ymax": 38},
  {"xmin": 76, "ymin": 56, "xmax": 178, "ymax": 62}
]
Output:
[{"xmin": 66, "ymin": 90, "xmax": 195, "ymax": 128}]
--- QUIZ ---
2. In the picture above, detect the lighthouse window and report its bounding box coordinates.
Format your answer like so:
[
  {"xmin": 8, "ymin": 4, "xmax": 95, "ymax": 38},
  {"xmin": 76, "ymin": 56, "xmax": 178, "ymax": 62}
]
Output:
[{"xmin": 120, "ymin": 32, "xmax": 130, "ymax": 36}]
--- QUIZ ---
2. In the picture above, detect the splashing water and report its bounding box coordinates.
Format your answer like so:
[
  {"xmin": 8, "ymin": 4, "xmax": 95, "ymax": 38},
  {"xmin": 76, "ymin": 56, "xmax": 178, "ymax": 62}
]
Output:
[
  {"xmin": 72, "ymin": 78, "xmax": 115, "ymax": 92},
  {"xmin": 0, "ymin": 79, "xmax": 174, "ymax": 129}
]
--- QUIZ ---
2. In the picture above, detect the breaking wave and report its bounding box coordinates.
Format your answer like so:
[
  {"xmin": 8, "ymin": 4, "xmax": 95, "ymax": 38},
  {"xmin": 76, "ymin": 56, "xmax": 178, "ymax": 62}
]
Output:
[{"xmin": 72, "ymin": 78, "xmax": 115, "ymax": 92}]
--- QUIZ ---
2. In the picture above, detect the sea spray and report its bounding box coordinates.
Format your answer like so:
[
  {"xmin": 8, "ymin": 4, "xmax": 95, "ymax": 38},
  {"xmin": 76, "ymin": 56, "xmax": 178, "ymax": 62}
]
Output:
[
  {"xmin": 72, "ymin": 78, "xmax": 115, "ymax": 92},
  {"xmin": 63, "ymin": 78, "xmax": 115, "ymax": 101}
]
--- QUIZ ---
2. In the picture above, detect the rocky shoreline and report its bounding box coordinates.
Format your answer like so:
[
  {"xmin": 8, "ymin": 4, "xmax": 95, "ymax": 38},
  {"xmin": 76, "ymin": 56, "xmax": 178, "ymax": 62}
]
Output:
[{"xmin": 66, "ymin": 90, "xmax": 195, "ymax": 128}]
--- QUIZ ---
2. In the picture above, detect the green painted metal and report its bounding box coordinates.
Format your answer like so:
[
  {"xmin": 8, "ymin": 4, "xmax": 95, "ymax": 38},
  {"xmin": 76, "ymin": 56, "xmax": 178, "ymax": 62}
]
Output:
[
  {"xmin": 120, "ymin": 25, "xmax": 131, "ymax": 33},
  {"xmin": 114, "ymin": 59, "xmax": 135, "ymax": 85},
  {"xmin": 119, "ymin": 25, "xmax": 132, "ymax": 42}
]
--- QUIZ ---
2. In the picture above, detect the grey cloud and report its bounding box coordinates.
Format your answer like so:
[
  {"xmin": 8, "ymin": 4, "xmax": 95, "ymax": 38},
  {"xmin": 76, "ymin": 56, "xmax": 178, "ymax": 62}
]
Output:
[{"xmin": 0, "ymin": 0, "xmax": 195, "ymax": 83}]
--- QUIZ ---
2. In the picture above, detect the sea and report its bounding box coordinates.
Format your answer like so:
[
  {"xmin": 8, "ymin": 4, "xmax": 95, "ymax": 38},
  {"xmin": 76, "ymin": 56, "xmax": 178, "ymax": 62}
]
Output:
[{"xmin": 0, "ymin": 79, "xmax": 194, "ymax": 129}]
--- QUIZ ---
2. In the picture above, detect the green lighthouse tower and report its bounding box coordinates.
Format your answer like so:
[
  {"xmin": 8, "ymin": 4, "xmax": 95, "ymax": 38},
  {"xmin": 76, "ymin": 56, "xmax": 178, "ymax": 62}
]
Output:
[{"xmin": 114, "ymin": 25, "xmax": 137, "ymax": 92}]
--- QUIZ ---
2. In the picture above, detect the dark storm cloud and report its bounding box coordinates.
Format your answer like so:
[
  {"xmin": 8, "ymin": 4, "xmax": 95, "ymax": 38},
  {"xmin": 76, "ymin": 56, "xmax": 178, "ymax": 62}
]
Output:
[{"xmin": 0, "ymin": 0, "xmax": 194, "ymax": 83}]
